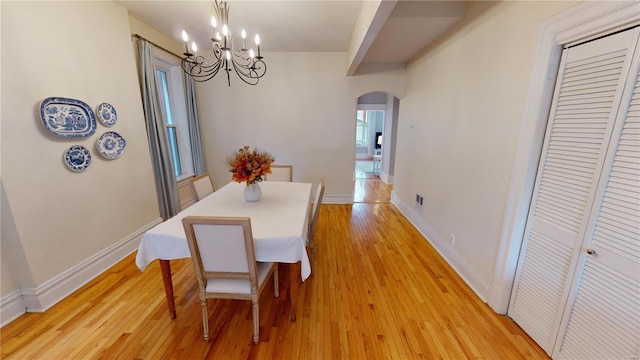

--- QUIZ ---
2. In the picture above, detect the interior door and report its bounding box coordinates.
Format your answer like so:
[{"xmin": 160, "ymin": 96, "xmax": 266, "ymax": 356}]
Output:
[
  {"xmin": 554, "ymin": 34, "xmax": 640, "ymax": 359},
  {"xmin": 507, "ymin": 27, "xmax": 640, "ymax": 355}
]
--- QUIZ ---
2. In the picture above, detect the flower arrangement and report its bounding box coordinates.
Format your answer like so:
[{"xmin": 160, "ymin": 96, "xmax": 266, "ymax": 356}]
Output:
[{"xmin": 226, "ymin": 146, "xmax": 274, "ymax": 185}]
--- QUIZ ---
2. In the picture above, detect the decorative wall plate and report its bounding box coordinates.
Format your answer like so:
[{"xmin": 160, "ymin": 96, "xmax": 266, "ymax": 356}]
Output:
[
  {"xmin": 40, "ymin": 97, "xmax": 97, "ymax": 138},
  {"xmin": 96, "ymin": 131, "xmax": 126, "ymax": 159},
  {"xmin": 97, "ymin": 102, "xmax": 117, "ymax": 127},
  {"xmin": 64, "ymin": 145, "xmax": 91, "ymax": 172}
]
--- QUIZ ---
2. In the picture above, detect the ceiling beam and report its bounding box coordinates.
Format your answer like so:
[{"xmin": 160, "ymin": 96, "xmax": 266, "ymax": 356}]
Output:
[{"xmin": 345, "ymin": 0, "xmax": 398, "ymax": 76}]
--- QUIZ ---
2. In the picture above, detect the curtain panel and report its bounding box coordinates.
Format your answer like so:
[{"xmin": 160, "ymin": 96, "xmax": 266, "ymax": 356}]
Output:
[
  {"xmin": 183, "ymin": 74, "xmax": 206, "ymax": 176},
  {"xmin": 135, "ymin": 39, "xmax": 180, "ymax": 220}
]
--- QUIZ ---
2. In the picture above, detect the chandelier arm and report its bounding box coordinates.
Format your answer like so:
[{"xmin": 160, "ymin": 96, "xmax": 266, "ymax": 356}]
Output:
[
  {"xmin": 230, "ymin": 57, "xmax": 267, "ymax": 85},
  {"xmin": 212, "ymin": 43, "xmax": 224, "ymax": 61},
  {"xmin": 230, "ymin": 64, "xmax": 259, "ymax": 85},
  {"xmin": 230, "ymin": 50, "xmax": 267, "ymax": 78},
  {"xmin": 181, "ymin": 55, "xmax": 224, "ymax": 82},
  {"xmin": 251, "ymin": 59, "xmax": 267, "ymax": 78},
  {"xmin": 232, "ymin": 61, "xmax": 266, "ymax": 81},
  {"xmin": 181, "ymin": 56, "xmax": 220, "ymax": 75}
]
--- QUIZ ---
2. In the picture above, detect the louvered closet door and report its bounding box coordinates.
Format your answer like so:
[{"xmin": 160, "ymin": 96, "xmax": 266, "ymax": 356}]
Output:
[
  {"xmin": 508, "ymin": 28, "xmax": 639, "ymax": 355},
  {"xmin": 555, "ymin": 33, "xmax": 640, "ymax": 359}
]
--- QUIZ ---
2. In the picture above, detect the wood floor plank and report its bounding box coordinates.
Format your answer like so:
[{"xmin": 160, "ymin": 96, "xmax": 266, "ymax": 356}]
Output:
[{"xmin": 1, "ymin": 179, "xmax": 548, "ymax": 359}]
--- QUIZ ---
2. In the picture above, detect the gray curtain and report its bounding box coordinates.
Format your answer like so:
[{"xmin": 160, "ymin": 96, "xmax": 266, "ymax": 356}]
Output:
[
  {"xmin": 136, "ymin": 39, "xmax": 180, "ymax": 220},
  {"xmin": 183, "ymin": 73, "xmax": 206, "ymax": 175}
]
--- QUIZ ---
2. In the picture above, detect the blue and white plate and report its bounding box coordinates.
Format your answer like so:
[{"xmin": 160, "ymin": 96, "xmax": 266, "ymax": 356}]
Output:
[
  {"xmin": 40, "ymin": 97, "xmax": 97, "ymax": 138},
  {"xmin": 97, "ymin": 103, "xmax": 117, "ymax": 127},
  {"xmin": 64, "ymin": 145, "xmax": 91, "ymax": 172},
  {"xmin": 96, "ymin": 131, "xmax": 126, "ymax": 159}
]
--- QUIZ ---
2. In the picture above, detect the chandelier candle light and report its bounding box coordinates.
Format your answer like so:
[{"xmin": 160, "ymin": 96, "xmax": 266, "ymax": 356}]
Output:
[{"xmin": 181, "ymin": 0, "xmax": 266, "ymax": 86}]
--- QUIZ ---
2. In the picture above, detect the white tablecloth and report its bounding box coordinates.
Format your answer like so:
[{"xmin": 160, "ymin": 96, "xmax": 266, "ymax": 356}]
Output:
[{"xmin": 136, "ymin": 181, "xmax": 313, "ymax": 280}]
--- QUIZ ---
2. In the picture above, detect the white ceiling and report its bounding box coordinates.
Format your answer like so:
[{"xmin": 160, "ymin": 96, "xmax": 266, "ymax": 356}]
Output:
[{"xmin": 118, "ymin": 0, "xmax": 466, "ymax": 75}]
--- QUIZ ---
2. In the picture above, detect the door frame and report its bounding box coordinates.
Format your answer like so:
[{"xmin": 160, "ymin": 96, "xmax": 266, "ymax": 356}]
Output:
[{"xmin": 489, "ymin": 0, "xmax": 640, "ymax": 313}]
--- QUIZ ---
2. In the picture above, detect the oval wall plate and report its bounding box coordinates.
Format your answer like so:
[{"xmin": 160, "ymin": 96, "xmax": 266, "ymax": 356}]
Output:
[{"xmin": 40, "ymin": 97, "xmax": 97, "ymax": 138}]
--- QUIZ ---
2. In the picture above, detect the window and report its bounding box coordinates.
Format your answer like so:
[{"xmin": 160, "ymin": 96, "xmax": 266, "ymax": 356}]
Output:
[
  {"xmin": 356, "ymin": 110, "xmax": 368, "ymax": 146},
  {"xmin": 154, "ymin": 57, "xmax": 194, "ymax": 180},
  {"xmin": 356, "ymin": 107, "xmax": 385, "ymax": 155}
]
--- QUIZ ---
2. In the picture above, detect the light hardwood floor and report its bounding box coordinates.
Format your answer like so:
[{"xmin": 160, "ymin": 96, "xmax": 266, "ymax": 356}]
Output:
[
  {"xmin": 353, "ymin": 178, "xmax": 392, "ymax": 203},
  {"xmin": 1, "ymin": 195, "xmax": 548, "ymax": 359},
  {"xmin": 354, "ymin": 160, "xmax": 392, "ymax": 203}
]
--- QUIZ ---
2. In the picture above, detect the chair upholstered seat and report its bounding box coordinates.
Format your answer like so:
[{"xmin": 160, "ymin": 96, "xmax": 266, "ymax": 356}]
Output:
[{"xmin": 205, "ymin": 262, "xmax": 275, "ymax": 294}]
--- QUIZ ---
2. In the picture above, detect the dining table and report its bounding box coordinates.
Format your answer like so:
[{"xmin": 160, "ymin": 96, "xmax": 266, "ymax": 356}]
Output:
[{"xmin": 135, "ymin": 180, "xmax": 313, "ymax": 321}]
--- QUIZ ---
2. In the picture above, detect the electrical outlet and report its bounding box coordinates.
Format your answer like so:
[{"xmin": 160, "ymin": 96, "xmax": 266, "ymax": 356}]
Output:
[
  {"xmin": 416, "ymin": 193, "xmax": 424, "ymax": 206},
  {"xmin": 449, "ymin": 233, "xmax": 455, "ymax": 246}
]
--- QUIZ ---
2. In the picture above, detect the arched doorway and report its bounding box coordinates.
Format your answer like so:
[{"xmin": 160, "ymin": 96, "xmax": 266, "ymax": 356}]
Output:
[{"xmin": 353, "ymin": 91, "xmax": 399, "ymax": 203}]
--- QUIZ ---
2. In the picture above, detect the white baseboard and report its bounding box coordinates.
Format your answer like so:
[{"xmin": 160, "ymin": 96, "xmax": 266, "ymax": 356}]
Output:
[
  {"xmin": 0, "ymin": 218, "xmax": 163, "ymax": 327},
  {"xmin": 488, "ymin": 282, "xmax": 511, "ymax": 315},
  {"xmin": 380, "ymin": 172, "xmax": 394, "ymax": 184},
  {"xmin": 391, "ymin": 192, "xmax": 490, "ymax": 301},
  {"xmin": 0, "ymin": 291, "xmax": 27, "ymax": 328},
  {"xmin": 322, "ymin": 194, "xmax": 353, "ymax": 204}
]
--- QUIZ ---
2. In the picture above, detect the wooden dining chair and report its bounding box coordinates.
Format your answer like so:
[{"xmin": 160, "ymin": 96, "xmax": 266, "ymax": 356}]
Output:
[
  {"xmin": 191, "ymin": 173, "xmax": 215, "ymax": 201},
  {"xmin": 265, "ymin": 165, "xmax": 293, "ymax": 182},
  {"xmin": 308, "ymin": 179, "xmax": 325, "ymax": 271},
  {"xmin": 182, "ymin": 216, "xmax": 279, "ymax": 343},
  {"xmin": 177, "ymin": 177, "xmax": 196, "ymax": 210}
]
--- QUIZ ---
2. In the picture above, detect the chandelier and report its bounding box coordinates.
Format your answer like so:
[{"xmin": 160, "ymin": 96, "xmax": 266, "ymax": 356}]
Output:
[{"xmin": 180, "ymin": 0, "xmax": 266, "ymax": 86}]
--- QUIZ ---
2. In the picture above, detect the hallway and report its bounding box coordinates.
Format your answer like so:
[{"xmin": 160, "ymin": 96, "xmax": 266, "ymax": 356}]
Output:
[{"xmin": 354, "ymin": 160, "xmax": 392, "ymax": 203}]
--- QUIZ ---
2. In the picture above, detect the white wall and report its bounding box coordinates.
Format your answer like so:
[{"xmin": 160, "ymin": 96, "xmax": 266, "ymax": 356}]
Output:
[
  {"xmin": 1, "ymin": 1, "xmax": 159, "ymax": 312},
  {"xmin": 195, "ymin": 52, "xmax": 405, "ymax": 202},
  {"xmin": 393, "ymin": 1, "xmax": 577, "ymax": 298},
  {"xmin": 1, "ymin": 184, "xmax": 32, "ymax": 294},
  {"xmin": 381, "ymin": 94, "xmax": 399, "ymax": 183}
]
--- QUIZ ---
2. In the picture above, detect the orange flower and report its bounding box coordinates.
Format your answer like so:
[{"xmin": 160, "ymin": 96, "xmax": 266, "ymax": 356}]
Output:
[{"xmin": 226, "ymin": 146, "xmax": 274, "ymax": 185}]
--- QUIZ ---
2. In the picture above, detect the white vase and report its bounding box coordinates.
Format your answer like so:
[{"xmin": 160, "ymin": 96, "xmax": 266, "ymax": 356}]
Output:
[{"xmin": 243, "ymin": 182, "xmax": 262, "ymax": 202}]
